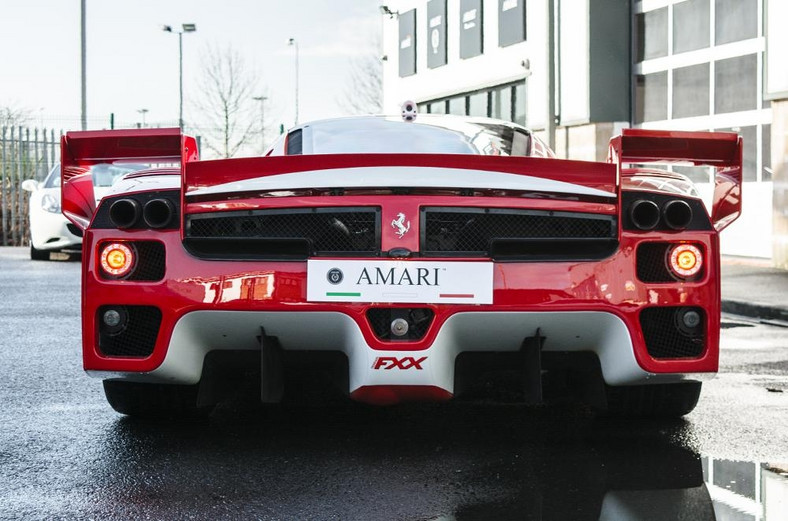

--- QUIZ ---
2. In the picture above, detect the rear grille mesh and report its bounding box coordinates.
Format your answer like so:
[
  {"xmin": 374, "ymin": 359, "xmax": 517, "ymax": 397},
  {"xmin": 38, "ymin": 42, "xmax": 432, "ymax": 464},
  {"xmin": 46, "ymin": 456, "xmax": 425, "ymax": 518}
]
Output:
[
  {"xmin": 185, "ymin": 208, "xmax": 380, "ymax": 259},
  {"xmin": 421, "ymin": 208, "xmax": 617, "ymax": 260},
  {"xmin": 640, "ymin": 307, "xmax": 706, "ymax": 359}
]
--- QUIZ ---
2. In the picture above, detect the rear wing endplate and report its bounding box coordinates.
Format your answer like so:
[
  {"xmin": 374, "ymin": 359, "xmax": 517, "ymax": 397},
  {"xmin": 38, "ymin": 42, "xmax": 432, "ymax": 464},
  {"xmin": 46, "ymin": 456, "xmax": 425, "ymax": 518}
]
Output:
[
  {"xmin": 608, "ymin": 128, "xmax": 742, "ymax": 231},
  {"xmin": 60, "ymin": 127, "xmax": 198, "ymax": 230}
]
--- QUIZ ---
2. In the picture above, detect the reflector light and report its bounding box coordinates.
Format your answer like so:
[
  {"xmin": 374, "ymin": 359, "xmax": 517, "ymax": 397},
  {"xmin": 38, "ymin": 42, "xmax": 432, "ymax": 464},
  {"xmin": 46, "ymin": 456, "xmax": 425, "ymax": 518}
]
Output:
[
  {"xmin": 669, "ymin": 244, "xmax": 702, "ymax": 278},
  {"xmin": 100, "ymin": 243, "xmax": 135, "ymax": 277}
]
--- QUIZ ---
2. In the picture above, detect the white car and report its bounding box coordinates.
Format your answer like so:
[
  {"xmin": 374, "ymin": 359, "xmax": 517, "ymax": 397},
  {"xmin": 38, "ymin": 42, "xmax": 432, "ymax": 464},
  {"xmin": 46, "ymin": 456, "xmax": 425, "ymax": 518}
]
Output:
[{"xmin": 22, "ymin": 163, "xmax": 148, "ymax": 260}]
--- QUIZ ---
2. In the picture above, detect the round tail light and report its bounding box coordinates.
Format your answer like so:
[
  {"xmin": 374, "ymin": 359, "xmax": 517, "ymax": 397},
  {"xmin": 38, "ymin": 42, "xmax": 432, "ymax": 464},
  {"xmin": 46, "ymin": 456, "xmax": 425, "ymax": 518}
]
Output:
[
  {"xmin": 100, "ymin": 243, "xmax": 135, "ymax": 278},
  {"xmin": 668, "ymin": 244, "xmax": 703, "ymax": 278}
]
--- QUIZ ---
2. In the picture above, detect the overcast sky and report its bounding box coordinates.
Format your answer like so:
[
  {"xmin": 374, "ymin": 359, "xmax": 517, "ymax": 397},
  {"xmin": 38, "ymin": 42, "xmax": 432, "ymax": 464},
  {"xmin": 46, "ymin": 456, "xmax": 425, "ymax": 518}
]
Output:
[{"xmin": 1, "ymin": 0, "xmax": 381, "ymax": 131}]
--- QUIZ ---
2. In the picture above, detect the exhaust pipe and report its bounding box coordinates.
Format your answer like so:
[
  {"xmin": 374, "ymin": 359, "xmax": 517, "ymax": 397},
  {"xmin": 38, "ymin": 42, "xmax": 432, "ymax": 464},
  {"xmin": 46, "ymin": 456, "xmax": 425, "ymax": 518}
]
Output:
[
  {"xmin": 663, "ymin": 200, "xmax": 693, "ymax": 230},
  {"xmin": 630, "ymin": 199, "xmax": 661, "ymax": 230},
  {"xmin": 143, "ymin": 198, "xmax": 175, "ymax": 229},
  {"xmin": 108, "ymin": 199, "xmax": 141, "ymax": 229}
]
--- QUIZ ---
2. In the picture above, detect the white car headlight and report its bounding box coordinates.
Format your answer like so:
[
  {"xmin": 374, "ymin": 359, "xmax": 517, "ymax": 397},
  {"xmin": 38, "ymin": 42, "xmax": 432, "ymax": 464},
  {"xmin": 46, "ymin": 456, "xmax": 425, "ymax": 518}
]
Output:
[{"xmin": 41, "ymin": 194, "xmax": 61, "ymax": 213}]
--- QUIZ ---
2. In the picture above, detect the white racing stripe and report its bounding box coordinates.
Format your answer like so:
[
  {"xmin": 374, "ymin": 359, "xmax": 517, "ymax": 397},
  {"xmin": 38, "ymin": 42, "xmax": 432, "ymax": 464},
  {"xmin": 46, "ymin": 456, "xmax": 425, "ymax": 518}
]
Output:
[{"xmin": 187, "ymin": 166, "xmax": 617, "ymax": 199}]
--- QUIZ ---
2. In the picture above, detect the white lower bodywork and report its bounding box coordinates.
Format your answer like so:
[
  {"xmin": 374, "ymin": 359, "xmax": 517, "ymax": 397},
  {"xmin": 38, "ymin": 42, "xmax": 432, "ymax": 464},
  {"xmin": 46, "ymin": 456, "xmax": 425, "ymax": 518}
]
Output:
[{"xmin": 90, "ymin": 311, "xmax": 711, "ymax": 391}]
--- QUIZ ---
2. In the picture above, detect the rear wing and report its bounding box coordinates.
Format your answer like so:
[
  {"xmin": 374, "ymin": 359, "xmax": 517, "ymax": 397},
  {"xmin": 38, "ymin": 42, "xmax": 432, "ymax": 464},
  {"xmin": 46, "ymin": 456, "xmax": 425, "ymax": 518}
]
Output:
[
  {"xmin": 182, "ymin": 153, "xmax": 618, "ymax": 197},
  {"xmin": 60, "ymin": 127, "xmax": 198, "ymax": 230},
  {"xmin": 608, "ymin": 128, "xmax": 742, "ymax": 231}
]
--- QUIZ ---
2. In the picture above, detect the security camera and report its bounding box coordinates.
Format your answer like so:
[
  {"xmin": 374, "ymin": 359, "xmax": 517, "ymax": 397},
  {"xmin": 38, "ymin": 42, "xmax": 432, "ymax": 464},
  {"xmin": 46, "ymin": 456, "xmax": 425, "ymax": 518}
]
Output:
[{"xmin": 401, "ymin": 100, "xmax": 418, "ymax": 122}]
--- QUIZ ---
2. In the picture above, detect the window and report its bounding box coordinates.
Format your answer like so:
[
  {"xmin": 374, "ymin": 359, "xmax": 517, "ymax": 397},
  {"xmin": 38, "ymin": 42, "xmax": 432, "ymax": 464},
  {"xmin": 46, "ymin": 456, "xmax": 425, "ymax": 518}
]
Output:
[
  {"xmin": 673, "ymin": 0, "xmax": 709, "ymax": 54},
  {"xmin": 635, "ymin": 72, "xmax": 668, "ymax": 123},
  {"xmin": 429, "ymin": 101, "xmax": 447, "ymax": 114},
  {"xmin": 448, "ymin": 96, "xmax": 466, "ymax": 115},
  {"xmin": 491, "ymin": 86, "xmax": 513, "ymax": 121},
  {"xmin": 715, "ymin": 0, "xmax": 757, "ymax": 45},
  {"xmin": 469, "ymin": 92, "xmax": 488, "ymax": 116},
  {"xmin": 715, "ymin": 54, "xmax": 757, "ymax": 114},
  {"xmin": 673, "ymin": 166, "xmax": 712, "ymax": 184},
  {"xmin": 673, "ymin": 63, "xmax": 710, "ymax": 119},
  {"xmin": 427, "ymin": 0, "xmax": 448, "ymax": 69},
  {"xmin": 514, "ymin": 83, "xmax": 526, "ymax": 125},
  {"xmin": 398, "ymin": 10, "xmax": 417, "ymax": 77},
  {"xmin": 423, "ymin": 82, "xmax": 524, "ymax": 124},
  {"xmin": 636, "ymin": 8, "xmax": 668, "ymax": 61},
  {"xmin": 498, "ymin": 0, "xmax": 526, "ymax": 47},
  {"xmin": 460, "ymin": 0, "xmax": 484, "ymax": 58},
  {"xmin": 716, "ymin": 126, "xmax": 757, "ymax": 181}
]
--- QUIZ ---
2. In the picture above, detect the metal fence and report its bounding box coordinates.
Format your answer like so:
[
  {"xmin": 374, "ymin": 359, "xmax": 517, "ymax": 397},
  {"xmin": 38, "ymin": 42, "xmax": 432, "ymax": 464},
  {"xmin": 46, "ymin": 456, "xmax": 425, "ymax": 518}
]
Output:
[{"xmin": 0, "ymin": 127, "xmax": 62, "ymax": 246}]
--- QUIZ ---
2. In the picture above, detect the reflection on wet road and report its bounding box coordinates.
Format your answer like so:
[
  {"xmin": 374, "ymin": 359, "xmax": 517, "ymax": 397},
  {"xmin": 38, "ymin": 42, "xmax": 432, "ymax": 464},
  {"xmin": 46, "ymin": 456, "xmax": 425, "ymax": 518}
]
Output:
[
  {"xmin": 77, "ymin": 406, "xmax": 720, "ymax": 520},
  {"xmin": 0, "ymin": 247, "xmax": 787, "ymax": 520}
]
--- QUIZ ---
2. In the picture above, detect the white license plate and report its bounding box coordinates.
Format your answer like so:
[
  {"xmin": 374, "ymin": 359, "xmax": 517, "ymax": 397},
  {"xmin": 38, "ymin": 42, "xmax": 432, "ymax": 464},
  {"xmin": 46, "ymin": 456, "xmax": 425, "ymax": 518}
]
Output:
[{"xmin": 307, "ymin": 259, "xmax": 493, "ymax": 304}]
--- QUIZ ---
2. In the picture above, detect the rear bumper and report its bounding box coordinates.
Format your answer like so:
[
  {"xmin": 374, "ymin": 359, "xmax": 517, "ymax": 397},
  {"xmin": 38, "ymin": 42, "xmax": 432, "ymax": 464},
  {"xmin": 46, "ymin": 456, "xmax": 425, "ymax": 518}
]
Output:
[
  {"xmin": 82, "ymin": 229, "xmax": 721, "ymax": 395},
  {"xmin": 87, "ymin": 309, "xmax": 714, "ymax": 390}
]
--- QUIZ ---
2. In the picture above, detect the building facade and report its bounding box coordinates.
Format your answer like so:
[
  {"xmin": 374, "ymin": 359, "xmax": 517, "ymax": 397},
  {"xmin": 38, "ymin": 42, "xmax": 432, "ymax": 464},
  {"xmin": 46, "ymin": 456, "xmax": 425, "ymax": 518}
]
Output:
[{"xmin": 381, "ymin": 0, "xmax": 788, "ymax": 264}]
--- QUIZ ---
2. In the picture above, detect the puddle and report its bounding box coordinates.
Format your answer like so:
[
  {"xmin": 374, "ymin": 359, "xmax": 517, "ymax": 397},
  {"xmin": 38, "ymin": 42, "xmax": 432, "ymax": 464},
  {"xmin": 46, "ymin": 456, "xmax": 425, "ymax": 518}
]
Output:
[
  {"xmin": 703, "ymin": 457, "xmax": 788, "ymax": 521},
  {"xmin": 426, "ymin": 451, "xmax": 788, "ymax": 520}
]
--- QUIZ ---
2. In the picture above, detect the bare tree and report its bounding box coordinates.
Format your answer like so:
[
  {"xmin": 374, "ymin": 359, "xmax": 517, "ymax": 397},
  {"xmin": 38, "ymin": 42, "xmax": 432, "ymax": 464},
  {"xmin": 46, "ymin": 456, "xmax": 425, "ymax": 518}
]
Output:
[
  {"xmin": 192, "ymin": 45, "xmax": 260, "ymax": 158},
  {"xmin": 0, "ymin": 104, "xmax": 32, "ymax": 129},
  {"xmin": 339, "ymin": 48, "xmax": 383, "ymax": 115}
]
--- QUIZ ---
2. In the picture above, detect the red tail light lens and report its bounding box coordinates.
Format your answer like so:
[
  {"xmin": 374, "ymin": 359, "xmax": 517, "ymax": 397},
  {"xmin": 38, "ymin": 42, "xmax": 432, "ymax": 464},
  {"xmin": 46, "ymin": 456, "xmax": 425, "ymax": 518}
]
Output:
[
  {"xmin": 100, "ymin": 243, "xmax": 135, "ymax": 278},
  {"xmin": 669, "ymin": 244, "xmax": 702, "ymax": 278}
]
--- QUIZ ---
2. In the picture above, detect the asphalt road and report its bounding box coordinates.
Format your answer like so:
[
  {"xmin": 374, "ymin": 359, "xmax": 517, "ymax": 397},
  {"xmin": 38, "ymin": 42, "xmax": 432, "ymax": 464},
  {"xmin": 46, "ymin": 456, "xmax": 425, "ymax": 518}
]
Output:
[{"xmin": 1, "ymin": 246, "xmax": 787, "ymax": 520}]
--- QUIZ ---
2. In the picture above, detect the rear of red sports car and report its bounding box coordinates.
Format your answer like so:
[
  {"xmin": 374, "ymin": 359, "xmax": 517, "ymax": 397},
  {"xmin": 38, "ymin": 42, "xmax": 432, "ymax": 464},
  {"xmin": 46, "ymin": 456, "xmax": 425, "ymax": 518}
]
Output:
[{"xmin": 61, "ymin": 116, "xmax": 742, "ymax": 418}]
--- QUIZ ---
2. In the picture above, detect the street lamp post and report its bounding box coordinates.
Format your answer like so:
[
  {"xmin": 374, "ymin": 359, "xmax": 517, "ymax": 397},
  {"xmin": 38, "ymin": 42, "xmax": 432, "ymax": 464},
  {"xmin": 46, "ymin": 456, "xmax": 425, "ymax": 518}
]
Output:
[
  {"xmin": 288, "ymin": 38, "xmax": 299, "ymax": 125},
  {"xmin": 137, "ymin": 108, "xmax": 149, "ymax": 128},
  {"xmin": 252, "ymin": 95, "xmax": 268, "ymax": 154},
  {"xmin": 163, "ymin": 23, "xmax": 197, "ymax": 130},
  {"xmin": 81, "ymin": 0, "xmax": 87, "ymax": 130},
  {"xmin": 546, "ymin": 0, "xmax": 556, "ymax": 150}
]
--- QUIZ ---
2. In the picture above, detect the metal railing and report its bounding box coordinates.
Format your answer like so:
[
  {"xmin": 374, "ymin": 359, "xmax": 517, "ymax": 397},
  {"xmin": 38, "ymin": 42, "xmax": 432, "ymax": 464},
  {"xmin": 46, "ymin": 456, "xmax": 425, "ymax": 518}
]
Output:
[{"xmin": 0, "ymin": 126, "xmax": 62, "ymax": 246}]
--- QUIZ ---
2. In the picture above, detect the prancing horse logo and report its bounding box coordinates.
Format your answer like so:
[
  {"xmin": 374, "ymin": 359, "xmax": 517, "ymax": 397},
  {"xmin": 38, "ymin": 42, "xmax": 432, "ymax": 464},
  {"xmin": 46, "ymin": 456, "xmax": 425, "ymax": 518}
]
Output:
[{"xmin": 391, "ymin": 213, "xmax": 411, "ymax": 238}]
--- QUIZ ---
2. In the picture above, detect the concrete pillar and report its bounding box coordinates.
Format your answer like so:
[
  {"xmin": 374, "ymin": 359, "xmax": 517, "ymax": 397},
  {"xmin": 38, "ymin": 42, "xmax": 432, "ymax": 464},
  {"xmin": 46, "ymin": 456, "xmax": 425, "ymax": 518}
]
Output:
[{"xmin": 772, "ymin": 100, "xmax": 788, "ymax": 268}]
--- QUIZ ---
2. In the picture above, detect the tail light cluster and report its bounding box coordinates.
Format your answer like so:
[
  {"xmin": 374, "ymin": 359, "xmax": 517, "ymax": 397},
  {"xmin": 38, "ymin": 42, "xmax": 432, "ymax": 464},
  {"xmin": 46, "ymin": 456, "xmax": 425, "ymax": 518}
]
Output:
[
  {"xmin": 91, "ymin": 190, "xmax": 180, "ymax": 230},
  {"xmin": 637, "ymin": 242, "xmax": 704, "ymax": 282},
  {"xmin": 623, "ymin": 192, "xmax": 711, "ymax": 232},
  {"xmin": 98, "ymin": 241, "xmax": 166, "ymax": 281}
]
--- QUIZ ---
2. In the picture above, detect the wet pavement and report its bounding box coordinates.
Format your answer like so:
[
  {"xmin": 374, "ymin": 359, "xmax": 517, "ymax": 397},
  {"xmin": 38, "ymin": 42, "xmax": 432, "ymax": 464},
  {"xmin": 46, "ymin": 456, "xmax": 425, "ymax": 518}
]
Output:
[
  {"xmin": 721, "ymin": 256, "xmax": 788, "ymax": 323},
  {"xmin": 1, "ymin": 246, "xmax": 787, "ymax": 520}
]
